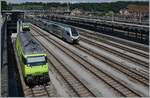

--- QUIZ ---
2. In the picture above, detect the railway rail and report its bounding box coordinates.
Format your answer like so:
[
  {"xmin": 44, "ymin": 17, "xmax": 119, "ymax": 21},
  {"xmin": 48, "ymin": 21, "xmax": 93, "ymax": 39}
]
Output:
[
  {"xmin": 46, "ymin": 53, "xmax": 94, "ymax": 97},
  {"xmin": 80, "ymin": 36, "xmax": 149, "ymax": 69},
  {"xmin": 31, "ymin": 25, "xmax": 148, "ymax": 97},
  {"xmin": 77, "ymin": 28, "xmax": 149, "ymax": 52},
  {"xmin": 80, "ymin": 32, "xmax": 149, "ymax": 59},
  {"xmin": 80, "ymin": 33, "xmax": 149, "ymax": 58},
  {"xmin": 31, "ymin": 31, "xmax": 96, "ymax": 97},
  {"xmin": 75, "ymin": 28, "xmax": 149, "ymax": 86},
  {"xmin": 22, "ymin": 83, "xmax": 53, "ymax": 97},
  {"xmin": 74, "ymin": 44, "xmax": 149, "ymax": 85},
  {"xmin": 74, "ymin": 27, "xmax": 149, "ymax": 69}
]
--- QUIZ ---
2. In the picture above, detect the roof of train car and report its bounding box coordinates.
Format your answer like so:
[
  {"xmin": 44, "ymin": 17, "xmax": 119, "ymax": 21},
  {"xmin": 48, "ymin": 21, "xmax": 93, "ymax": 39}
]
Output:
[
  {"xmin": 18, "ymin": 31, "xmax": 45, "ymax": 55},
  {"xmin": 51, "ymin": 21, "xmax": 70, "ymax": 28},
  {"xmin": 36, "ymin": 17, "xmax": 72, "ymax": 30},
  {"xmin": 49, "ymin": 21, "xmax": 71, "ymax": 31}
]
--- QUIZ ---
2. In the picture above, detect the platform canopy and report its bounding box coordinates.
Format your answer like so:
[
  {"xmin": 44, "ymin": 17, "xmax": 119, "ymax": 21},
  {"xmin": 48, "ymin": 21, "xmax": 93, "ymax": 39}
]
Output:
[{"xmin": 1, "ymin": 10, "xmax": 24, "ymax": 14}]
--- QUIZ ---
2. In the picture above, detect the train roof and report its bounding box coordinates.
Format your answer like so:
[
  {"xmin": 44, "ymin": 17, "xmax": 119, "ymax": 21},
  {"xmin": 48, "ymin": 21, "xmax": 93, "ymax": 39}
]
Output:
[
  {"xmin": 51, "ymin": 20, "xmax": 70, "ymax": 28},
  {"xmin": 18, "ymin": 31, "xmax": 45, "ymax": 55},
  {"xmin": 53, "ymin": 21, "xmax": 70, "ymax": 28},
  {"xmin": 37, "ymin": 17, "xmax": 71, "ymax": 30},
  {"xmin": 49, "ymin": 21, "xmax": 72, "ymax": 32}
]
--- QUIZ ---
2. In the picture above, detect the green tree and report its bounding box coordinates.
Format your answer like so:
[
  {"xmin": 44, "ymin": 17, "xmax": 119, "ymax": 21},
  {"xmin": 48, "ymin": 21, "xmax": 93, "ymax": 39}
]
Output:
[
  {"xmin": 1, "ymin": 1, "xmax": 12, "ymax": 10},
  {"xmin": 1, "ymin": 1, "xmax": 7, "ymax": 10}
]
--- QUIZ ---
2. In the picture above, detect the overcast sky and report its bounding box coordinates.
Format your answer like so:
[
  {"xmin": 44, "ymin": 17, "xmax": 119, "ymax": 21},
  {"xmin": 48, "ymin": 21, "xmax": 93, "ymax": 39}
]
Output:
[{"xmin": 6, "ymin": 0, "xmax": 149, "ymax": 4}]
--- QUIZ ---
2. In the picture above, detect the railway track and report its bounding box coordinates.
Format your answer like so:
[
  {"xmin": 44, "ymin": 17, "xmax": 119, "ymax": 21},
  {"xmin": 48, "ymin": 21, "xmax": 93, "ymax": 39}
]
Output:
[
  {"xmin": 23, "ymin": 83, "xmax": 53, "ymax": 97},
  {"xmin": 80, "ymin": 35, "xmax": 149, "ymax": 69},
  {"xmin": 77, "ymin": 28, "xmax": 149, "ymax": 54},
  {"xmin": 74, "ymin": 44, "xmax": 149, "ymax": 86},
  {"xmin": 46, "ymin": 55, "xmax": 92, "ymax": 97},
  {"xmin": 80, "ymin": 32, "xmax": 149, "ymax": 59},
  {"xmin": 31, "ymin": 31, "xmax": 96, "ymax": 97},
  {"xmin": 31, "ymin": 25, "xmax": 147, "ymax": 97}
]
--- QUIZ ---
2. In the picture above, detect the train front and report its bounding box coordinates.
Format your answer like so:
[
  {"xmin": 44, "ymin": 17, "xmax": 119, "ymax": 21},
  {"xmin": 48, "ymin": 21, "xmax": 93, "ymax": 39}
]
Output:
[
  {"xmin": 24, "ymin": 54, "xmax": 50, "ymax": 86},
  {"xmin": 70, "ymin": 27, "xmax": 80, "ymax": 44},
  {"xmin": 22, "ymin": 22, "xmax": 30, "ymax": 31}
]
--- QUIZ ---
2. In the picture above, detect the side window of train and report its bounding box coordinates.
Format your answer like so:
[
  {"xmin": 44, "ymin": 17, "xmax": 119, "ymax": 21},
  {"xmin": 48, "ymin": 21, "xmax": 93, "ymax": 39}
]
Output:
[
  {"xmin": 60, "ymin": 27, "xmax": 64, "ymax": 34},
  {"xmin": 51, "ymin": 24, "xmax": 54, "ymax": 31},
  {"xmin": 56, "ymin": 26, "xmax": 60, "ymax": 30},
  {"xmin": 52, "ymin": 24, "xmax": 57, "ymax": 30}
]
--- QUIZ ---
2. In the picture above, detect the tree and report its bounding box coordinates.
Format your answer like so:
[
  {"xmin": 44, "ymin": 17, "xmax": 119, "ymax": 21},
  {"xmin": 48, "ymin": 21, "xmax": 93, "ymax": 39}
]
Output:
[
  {"xmin": 1, "ymin": 1, "xmax": 7, "ymax": 10},
  {"xmin": 1, "ymin": 1, "xmax": 12, "ymax": 10}
]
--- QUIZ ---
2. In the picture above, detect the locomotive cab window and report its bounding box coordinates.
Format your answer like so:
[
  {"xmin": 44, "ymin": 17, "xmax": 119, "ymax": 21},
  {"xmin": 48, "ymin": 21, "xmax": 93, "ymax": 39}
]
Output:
[
  {"xmin": 66, "ymin": 31, "xmax": 70, "ymax": 36},
  {"xmin": 27, "ymin": 56, "xmax": 46, "ymax": 66},
  {"xmin": 71, "ymin": 28, "xmax": 78, "ymax": 36}
]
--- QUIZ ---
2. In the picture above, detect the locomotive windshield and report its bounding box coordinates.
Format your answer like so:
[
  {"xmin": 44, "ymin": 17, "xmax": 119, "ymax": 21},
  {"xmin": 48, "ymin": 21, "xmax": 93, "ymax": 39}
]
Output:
[
  {"xmin": 71, "ymin": 28, "xmax": 78, "ymax": 36},
  {"xmin": 22, "ymin": 22, "xmax": 30, "ymax": 31},
  {"xmin": 27, "ymin": 56, "xmax": 47, "ymax": 66}
]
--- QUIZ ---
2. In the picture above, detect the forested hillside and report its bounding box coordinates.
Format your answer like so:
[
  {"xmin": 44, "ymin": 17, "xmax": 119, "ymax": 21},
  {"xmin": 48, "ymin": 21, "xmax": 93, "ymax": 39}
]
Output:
[{"xmin": 2, "ymin": 1, "xmax": 149, "ymax": 13}]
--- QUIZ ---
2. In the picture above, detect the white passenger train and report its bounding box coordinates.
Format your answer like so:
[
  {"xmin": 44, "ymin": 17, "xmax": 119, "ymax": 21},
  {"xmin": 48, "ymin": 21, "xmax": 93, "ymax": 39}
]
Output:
[{"xmin": 32, "ymin": 18, "xmax": 80, "ymax": 44}]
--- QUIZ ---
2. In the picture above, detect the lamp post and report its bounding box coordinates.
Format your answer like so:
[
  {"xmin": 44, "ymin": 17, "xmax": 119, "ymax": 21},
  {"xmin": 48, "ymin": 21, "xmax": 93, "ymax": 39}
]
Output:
[
  {"xmin": 111, "ymin": 11, "xmax": 114, "ymax": 22},
  {"xmin": 67, "ymin": 0, "xmax": 70, "ymax": 12},
  {"xmin": 108, "ymin": 11, "xmax": 114, "ymax": 22}
]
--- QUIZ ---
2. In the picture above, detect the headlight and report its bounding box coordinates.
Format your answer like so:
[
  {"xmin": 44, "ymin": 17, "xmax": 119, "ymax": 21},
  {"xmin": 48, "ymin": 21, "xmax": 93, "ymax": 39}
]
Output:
[{"xmin": 71, "ymin": 38, "xmax": 74, "ymax": 40}]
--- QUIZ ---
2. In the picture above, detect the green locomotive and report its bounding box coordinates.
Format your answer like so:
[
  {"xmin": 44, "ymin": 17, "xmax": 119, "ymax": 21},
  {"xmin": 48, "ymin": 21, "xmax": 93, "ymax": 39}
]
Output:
[
  {"xmin": 22, "ymin": 22, "xmax": 30, "ymax": 31},
  {"xmin": 16, "ymin": 31, "xmax": 50, "ymax": 86}
]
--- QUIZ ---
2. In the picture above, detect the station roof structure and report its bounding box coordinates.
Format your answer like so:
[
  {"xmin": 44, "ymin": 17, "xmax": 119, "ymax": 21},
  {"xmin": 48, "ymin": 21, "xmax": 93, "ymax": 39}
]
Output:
[{"xmin": 2, "ymin": 10, "xmax": 24, "ymax": 13}]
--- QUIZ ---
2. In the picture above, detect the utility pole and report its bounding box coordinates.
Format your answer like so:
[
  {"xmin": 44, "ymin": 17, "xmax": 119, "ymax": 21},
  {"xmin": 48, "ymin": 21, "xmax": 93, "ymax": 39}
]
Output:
[
  {"xmin": 67, "ymin": 0, "xmax": 70, "ymax": 12},
  {"xmin": 112, "ymin": 13, "xmax": 114, "ymax": 22},
  {"xmin": 110, "ymin": 11, "xmax": 114, "ymax": 22},
  {"xmin": 139, "ymin": 11, "xmax": 141, "ymax": 23}
]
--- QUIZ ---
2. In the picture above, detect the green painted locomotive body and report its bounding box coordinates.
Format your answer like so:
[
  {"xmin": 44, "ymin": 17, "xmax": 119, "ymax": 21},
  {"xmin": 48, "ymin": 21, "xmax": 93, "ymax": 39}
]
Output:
[{"xmin": 16, "ymin": 31, "xmax": 50, "ymax": 86}]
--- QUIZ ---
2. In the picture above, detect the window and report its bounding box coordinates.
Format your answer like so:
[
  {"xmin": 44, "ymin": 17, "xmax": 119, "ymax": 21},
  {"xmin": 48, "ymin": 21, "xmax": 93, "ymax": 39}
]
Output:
[
  {"xmin": 71, "ymin": 28, "xmax": 78, "ymax": 36},
  {"xmin": 64, "ymin": 29, "xmax": 70, "ymax": 36},
  {"xmin": 26, "ymin": 56, "xmax": 47, "ymax": 66}
]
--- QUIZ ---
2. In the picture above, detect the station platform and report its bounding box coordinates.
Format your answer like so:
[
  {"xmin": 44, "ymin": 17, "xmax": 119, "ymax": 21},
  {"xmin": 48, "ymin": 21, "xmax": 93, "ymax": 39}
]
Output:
[{"xmin": 1, "ymin": 33, "xmax": 23, "ymax": 97}]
